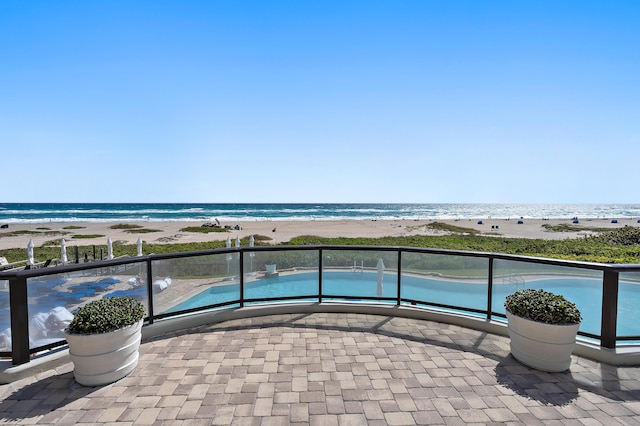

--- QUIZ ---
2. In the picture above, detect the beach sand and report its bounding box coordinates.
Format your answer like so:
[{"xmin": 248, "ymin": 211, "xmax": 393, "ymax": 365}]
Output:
[{"xmin": 1, "ymin": 217, "xmax": 638, "ymax": 251}]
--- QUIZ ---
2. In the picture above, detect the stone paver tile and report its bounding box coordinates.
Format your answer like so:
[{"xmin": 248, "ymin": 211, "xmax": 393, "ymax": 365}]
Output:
[
  {"xmin": 308, "ymin": 401, "xmax": 328, "ymax": 415},
  {"xmin": 274, "ymin": 391, "xmax": 299, "ymax": 404},
  {"xmin": 291, "ymin": 377, "xmax": 308, "ymax": 392},
  {"xmin": 157, "ymin": 406, "xmax": 180, "ymax": 421},
  {"xmin": 432, "ymin": 398, "xmax": 458, "ymax": 417},
  {"xmin": 133, "ymin": 407, "xmax": 162, "ymax": 424},
  {"xmin": 379, "ymin": 399, "xmax": 399, "ymax": 412},
  {"xmin": 257, "ymin": 382, "xmax": 276, "ymax": 398},
  {"xmin": 261, "ymin": 416, "xmax": 290, "ymax": 425},
  {"xmin": 290, "ymin": 403, "xmax": 309, "ymax": 423},
  {"xmin": 338, "ymin": 413, "xmax": 368, "ymax": 425},
  {"xmin": 116, "ymin": 407, "xmax": 143, "ymax": 422},
  {"xmin": 622, "ymin": 401, "xmax": 640, "ymax": 415},
  {"xmin": 309, "ymin": 414, "xmax": 339, "ymax": 426},
  {"xmin": 210, "ymin": 405, "xmax": 235, "ymax": 425},
  {"xmin": 344, "ymin": 401, "xmax": 364, "ymax": 414},
  {"xmin": 457, "ymin": 408, "xmax": 492, "ymax": 423},
  {"xmin": 384, "ymin": 411, "xmax": 416, "ymax": 425},
  {"xmin": 176, "ymin": 399, "xmax": 202, "ymax": 420},
  {"xmin": 528, "ymin": 405, "xmax": 563, "ymax": 420},
  {"xmin": 394, "ymin": 393, "xmax": 418, "ymax": 411},
  {"xmin": 362, "ymin": 401, "xmax": 385, "ymax": 420},
  {"xmin": 484, "ymin": 407, "xmax": 521, "ymax": 422},
  {"xmin": 598, "ymin": 402, "xmax": 638, "ymax": 417},
  {"xmin": 96, "ymin": 403, "xmax": 128, "ymax": 422},
  {"xmin": 129, "ymin": 395, "xmax": 161, "ymax": 409},
  {"xmin": 412, "ymin": 410, "xmax": 445, "ymax": 425},
  {"xmin": 252, "ymin": 397, "xmax": 273, "ymax": 417}
]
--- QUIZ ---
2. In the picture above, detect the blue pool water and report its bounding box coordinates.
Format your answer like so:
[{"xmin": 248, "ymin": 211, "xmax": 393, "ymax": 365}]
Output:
[{"xmin": 167, "ymin": 271, "xmax": 640, "ymax": 338}]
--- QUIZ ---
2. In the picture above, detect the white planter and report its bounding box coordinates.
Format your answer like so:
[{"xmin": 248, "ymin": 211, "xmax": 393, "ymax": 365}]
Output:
[
  {"xmin": 265, "ymin": 264, "xmax": 277, "ymax": 274},
  {"xmin": 65, "ymin": 320, "xmax": 143, "ymax": 386},
  {"xmin": 506, "ymin": 312, "xmax": 579, "ymax": 372}
]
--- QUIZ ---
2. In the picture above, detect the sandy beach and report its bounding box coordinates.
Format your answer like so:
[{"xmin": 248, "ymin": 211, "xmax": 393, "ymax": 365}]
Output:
[{"xmin": 1, "ymin": 217, "xmax": 638, "ymax": 251}]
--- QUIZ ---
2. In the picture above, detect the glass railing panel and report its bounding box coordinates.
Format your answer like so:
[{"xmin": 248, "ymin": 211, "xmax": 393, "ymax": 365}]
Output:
[
  {"xmin": 243, "ymin": 249, "xmax": 319, "ymax": 302},
  {"xmin": 618, "ymin": 272, "xmax": 640, "ymax": 340},
  {"xmin": 321, "ymin": 250, "xmax": 398, "ymax": 301},
  {"xmin": 401, "ymin": 252, "xmax": 489, "ymax": 313},
  {"xmin": 154, "ymin": 253, "xmax": 240, "ymax": 314},
  {"xmin": 0, "ymin": 280, "xmax": 9, "ymax": 352},
  {"xmin": 27, "ymin": 262, "xmax": 149, "ymax": 350},
  {"xmin": 492, "ymin": 259, "xmax": 603, "ymax": 336}
]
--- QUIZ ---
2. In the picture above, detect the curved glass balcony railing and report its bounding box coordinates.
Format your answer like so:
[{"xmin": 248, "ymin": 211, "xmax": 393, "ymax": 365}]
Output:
[{"xmin": 1, "ymin": 246, "xmax": 639, "ymax": 366}]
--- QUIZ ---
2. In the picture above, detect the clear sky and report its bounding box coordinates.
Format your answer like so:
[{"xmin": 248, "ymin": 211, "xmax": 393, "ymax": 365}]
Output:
[{"xmin": 1, "ymin": 1, "xmax": 638, "ymax": 204}]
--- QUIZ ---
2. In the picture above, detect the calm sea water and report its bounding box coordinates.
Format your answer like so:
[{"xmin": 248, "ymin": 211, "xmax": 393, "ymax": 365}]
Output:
[{"xmin": 1, "ymin": 203, "xmax": 640, "ymax": 224}]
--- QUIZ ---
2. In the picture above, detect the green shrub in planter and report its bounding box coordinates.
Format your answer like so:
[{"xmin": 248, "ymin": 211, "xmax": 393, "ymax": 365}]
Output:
[
  {"xmin": 68, "ymin": 297, "xmax": 145, "ymax": 334},
  {"xmin": 504, "ymin": 289, "xmax": 582, "ymax": 325}
]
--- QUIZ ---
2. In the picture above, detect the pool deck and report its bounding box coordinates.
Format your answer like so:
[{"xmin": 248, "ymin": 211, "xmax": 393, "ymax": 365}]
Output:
[{"xmin": 2, "ymin": 312, "xmax": 640, "ymax": 425}]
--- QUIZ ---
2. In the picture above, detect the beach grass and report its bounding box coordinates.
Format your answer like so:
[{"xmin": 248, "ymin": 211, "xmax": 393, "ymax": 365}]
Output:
[
  {"xmin": 287, "ymin": 228, "xmax": 640, "ymax": 264},
  {"xmin": 107, "ymin": 224, "xmax": 162, "ymax": 234},
  {"xmin": 0, "ymin": 229, "xmax": 69, "ymax": 239},
  {"xmin": 413, "ymin": 222, "xmax": 480, "ymax": 235},
  {"xmin": 1, "ymin": 230, "xmax": 42, "ymax": 236},
  {"xmin": 542, "ymin": 223, "xmax": 611, "ymax": 233},
  {"xmin": 71, "ymin": 234, "xmax": 105, "ymax": 239},
  {"xmin": 130, "ymin": 228, "xmax": 162, "ymax": 234},
  {"xmin": 109, "ymin": 224, "xmax": 143, "ymax": 230},
  {"xmin": 180, "ymin": 226, "xmax": 230, "ymax": 234},
  {"xmin": 63, "ymin": 225, "xmax": 85, "ymax": 230}
]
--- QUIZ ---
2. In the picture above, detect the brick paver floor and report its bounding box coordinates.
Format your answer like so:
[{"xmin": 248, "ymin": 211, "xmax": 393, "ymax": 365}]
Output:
[{"xmin": 2, "ymin": 312, "xmax": 640, "ymax": 425}]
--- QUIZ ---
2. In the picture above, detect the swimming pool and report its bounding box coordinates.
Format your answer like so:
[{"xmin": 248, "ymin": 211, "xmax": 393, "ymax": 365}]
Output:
[{"xmin": 167, "ymin": 271, "xmax": 640, "ymax": 338}]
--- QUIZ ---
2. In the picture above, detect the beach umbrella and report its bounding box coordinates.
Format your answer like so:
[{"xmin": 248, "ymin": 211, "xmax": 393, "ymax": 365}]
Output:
[
  {"xmin": 60, "ymin": 239, "xmax": 68, "ymax": 264},
  {"xmin": 27, "ymin": 239, "xmax": 35, "ymax": 266},
  {"xmin": 136, "ymin": 238, "xmax": 143, "ymax": 257},
  {"xmin": 376, "ymin": 258, "xmax": 385, "ymax": 297},
  {"xmin": 107, "ymin": 237, "xmax": 113, "ymax": 260}
]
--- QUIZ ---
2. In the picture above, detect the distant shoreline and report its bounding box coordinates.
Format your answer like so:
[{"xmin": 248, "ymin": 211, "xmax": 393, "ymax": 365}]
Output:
[{"xmin": 1, "ymin": 217, "xmax": 638, "ymax": 251}]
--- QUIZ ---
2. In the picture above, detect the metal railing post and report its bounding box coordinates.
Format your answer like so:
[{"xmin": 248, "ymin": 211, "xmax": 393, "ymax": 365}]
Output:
[
  {"xmin": 487, "ymin": 256, "xmax": 494, "ymax": 320},
  {"xmin": 318, "ymin": 248, "xmax": 323, "ymax": 303},
  {"xmin": 146, "ymin": 259, "xmax": 154, "ymax": 324},
  {"xmin": 239, "ymin": 250, "xmax": 245, "ymax": 308},
  {"xmin": 10, "ymin": 276, "xmax": 30, "ymax": 365},
  {"xmin": 601, "ymin": 268, "xmax": 619, "ymax": 349},
  {"xmin": 397, "ymin": 250, "xmax": 402, "ymax": 306}
]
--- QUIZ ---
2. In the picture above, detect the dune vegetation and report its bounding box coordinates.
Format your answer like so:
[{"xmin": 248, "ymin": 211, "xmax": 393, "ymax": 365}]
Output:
[{"xmin": 1, "ymin": 227, "xmax": 639, "ymax": 265}]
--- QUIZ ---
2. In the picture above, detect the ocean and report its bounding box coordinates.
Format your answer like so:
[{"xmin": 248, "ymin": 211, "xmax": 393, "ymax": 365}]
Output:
[{"xmin": 1, "ymin": 203, "xmax": 640, "ymax": 224}]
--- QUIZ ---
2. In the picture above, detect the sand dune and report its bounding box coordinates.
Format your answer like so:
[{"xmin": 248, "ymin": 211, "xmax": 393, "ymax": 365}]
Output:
[{"xmin": 1, "ymin": 217, "xmax": 637, "ymax": 251}]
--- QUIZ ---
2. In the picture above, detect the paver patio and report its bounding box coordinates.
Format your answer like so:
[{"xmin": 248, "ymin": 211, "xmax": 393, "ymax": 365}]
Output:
[{"xmin": 1, "ymin": 312, "xmax": 640, "ymax": 425}]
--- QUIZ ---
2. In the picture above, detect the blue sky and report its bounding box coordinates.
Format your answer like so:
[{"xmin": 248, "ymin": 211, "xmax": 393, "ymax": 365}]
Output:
[{"xmin": 1, "ymin": 1, "xmax": 638, "ymax": 203}]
